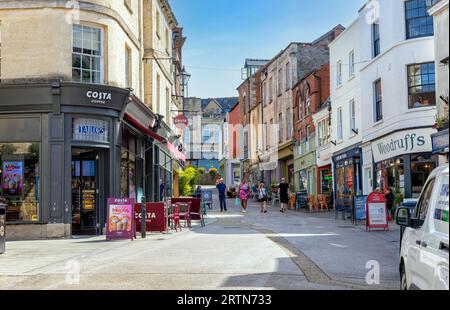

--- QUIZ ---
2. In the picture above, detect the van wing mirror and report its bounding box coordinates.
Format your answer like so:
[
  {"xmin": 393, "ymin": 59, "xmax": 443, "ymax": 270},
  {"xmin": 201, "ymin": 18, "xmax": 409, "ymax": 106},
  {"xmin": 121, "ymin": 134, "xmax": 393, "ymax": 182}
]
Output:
[{"xmin": 396, "ymin": 207, "xmax": 411, "ymax": 227}]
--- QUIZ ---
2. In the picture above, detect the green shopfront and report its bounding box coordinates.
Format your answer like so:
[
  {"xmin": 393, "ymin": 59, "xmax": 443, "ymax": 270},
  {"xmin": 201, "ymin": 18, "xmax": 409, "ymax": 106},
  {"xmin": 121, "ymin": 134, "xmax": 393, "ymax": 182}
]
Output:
[{"xmin": 294, "ymin": 142, "xmax": 317, "ymax": 196}]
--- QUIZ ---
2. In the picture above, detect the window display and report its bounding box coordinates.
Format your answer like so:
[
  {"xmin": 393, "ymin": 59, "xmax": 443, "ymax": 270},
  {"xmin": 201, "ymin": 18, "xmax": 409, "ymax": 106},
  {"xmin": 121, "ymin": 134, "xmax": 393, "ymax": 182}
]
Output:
[{"xmin": 0, "ymin": 143, "xmax": 40, "ymax": 222}]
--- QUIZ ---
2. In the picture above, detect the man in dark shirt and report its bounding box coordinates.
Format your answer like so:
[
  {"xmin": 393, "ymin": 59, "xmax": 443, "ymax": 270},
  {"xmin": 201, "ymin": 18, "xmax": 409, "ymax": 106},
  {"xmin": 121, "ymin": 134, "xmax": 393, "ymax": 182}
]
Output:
[
  {"xmin": 216, "ymin": 178, "xmax": 227, "ymax": 212},
  {"xmin": 279, "ymin": 178, "xmax": 290, "ymax": 213}
]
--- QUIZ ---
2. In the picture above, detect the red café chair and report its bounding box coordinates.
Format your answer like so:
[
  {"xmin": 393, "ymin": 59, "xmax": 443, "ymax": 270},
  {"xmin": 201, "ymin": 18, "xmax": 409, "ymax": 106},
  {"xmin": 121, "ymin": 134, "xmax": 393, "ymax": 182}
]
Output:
[
  {"xmin": 308, "ymin": 195, "xmax": 316, "ymax": 213},
  {"xmin": 317, "ymin": 195, "xmax": 328, "ymax": 211},
  {"xmin": 168, "ymin": 205, "xmax": 182, "ymax": 232},
  {"xmin": 178, "ymin": 202, "xmax": 192, "ymax": 228}
]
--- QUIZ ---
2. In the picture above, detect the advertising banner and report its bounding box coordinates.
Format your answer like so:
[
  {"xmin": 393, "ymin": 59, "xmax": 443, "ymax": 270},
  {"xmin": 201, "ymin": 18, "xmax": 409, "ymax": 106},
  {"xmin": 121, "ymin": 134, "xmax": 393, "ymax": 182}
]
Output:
[
  {"xmin": 354, "ymin": 195, "xmax": 368, "ymax": 221},
  {"xmin": 2, "ymin": 161, "xmax": 23, "ymax": 196},
  {"xmin": 134, "ymin": 203, "xmax": 166, "ymax": 233},
  {"xmin": 366, "ymin": 192, "xmax": 389, "ymax": 231},
  {"xmin": 106, "ymin": 198, "xmax": 135, "ymax": 241}
]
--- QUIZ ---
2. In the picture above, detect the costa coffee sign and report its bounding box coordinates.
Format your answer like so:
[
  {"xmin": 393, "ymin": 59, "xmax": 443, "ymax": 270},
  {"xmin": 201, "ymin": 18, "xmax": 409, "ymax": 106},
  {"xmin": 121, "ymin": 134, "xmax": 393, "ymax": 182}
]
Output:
[
  {"xmin": 174, "ymin": 115, "xmax": 189, "ymax": 129},
  {"xmin": 86, "ymin": 90, "xmax": 112, "ymax": 105}
]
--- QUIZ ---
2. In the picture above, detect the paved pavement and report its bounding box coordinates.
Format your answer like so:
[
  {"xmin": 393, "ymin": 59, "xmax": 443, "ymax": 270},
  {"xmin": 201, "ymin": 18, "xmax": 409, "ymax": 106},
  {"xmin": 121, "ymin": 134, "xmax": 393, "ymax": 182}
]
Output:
[{"xmin": 0, "ymin": 188, "xmax": 401, "ymax": 290}]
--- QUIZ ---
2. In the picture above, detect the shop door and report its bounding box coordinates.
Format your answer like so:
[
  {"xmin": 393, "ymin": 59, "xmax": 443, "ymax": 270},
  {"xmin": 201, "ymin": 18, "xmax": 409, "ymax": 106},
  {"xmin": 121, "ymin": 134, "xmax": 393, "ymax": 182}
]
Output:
[{"xmin": 72, "ymin": 150, "xmax": 99, "ymax": 235}]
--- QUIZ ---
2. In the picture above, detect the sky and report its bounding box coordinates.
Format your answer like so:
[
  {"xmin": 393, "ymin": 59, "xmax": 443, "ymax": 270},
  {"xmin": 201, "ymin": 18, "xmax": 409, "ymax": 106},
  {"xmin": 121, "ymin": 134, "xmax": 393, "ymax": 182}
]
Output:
[{"xmin": 170, "ymin": 0, "xmax": 366, "ymax": 99}]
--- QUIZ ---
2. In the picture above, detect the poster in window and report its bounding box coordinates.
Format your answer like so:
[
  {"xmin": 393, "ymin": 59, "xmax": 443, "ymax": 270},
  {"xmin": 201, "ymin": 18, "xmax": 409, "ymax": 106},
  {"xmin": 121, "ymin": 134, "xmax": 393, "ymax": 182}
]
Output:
[{"xmin": 2, "ymin": 161, "xmax": 24, "ymax": 196}]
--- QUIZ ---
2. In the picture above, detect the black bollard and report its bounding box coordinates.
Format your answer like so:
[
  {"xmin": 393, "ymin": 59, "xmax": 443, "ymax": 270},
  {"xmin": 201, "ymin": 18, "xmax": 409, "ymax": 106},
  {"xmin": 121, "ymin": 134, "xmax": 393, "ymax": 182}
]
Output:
[{"xmin": 141, "ymin": 196, "xmax": 146, "ymax": 239}]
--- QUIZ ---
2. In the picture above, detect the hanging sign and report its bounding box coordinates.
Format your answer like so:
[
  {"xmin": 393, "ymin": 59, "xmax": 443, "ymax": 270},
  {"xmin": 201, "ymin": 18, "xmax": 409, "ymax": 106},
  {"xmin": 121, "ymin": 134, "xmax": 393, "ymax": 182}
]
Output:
[
  {"xmin": 106, "ymin": 198, "xmax": 135, "ymax": 241},
  {"xmin": 366, "ymin": 191, "xmax": 389, "ymax": 231},
  {"xmin": 174, "ymin": 115, "xmax": 189, "ymax": 130}
]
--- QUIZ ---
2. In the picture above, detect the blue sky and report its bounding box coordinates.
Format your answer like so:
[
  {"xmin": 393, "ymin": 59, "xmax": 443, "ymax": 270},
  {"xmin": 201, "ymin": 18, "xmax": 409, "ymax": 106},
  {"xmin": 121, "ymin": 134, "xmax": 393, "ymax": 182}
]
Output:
[{"xmin": 170, "ymin": 0, "xmax": 366, "ymax": 98}]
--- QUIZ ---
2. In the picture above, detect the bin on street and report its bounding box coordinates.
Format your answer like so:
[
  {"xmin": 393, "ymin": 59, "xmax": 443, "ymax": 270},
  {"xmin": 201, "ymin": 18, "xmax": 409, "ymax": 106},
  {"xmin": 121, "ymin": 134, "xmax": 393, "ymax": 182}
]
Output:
[{"xmin": 0, "ymin": 203, "xmax": 6, "ymax": 254}]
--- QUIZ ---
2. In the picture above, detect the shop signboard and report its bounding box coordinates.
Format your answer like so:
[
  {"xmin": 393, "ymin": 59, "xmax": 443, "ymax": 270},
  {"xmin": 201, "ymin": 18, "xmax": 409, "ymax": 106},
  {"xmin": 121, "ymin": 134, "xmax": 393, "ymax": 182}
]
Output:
[
  {"xmin": 134, "ymin": 203, "xmax": 166, "ymax": 233},
  {"xmin": 73, "ymin": 118, "xmax": 109, "ymax": 143},
  {"xmin": 371, "ymin": 127, "xmax": 435, "ymax": 163},
  {"xmin": 106, "ymin": 198, "xmax": 135, "ymax": 241},
  {"xmin": 1, "ymin": 161, "xmax": 23, "ymax": 196},
  {"xmin": 354, "ymin": 195, "xmax": 368, "ymax": 221},
  {"xmin": 174, "ymin": 115, "xmax": 189, "ymax": 130},
  {"xmin": 366, "ymin": 191, "xmax": 389, "ymax": 231}
]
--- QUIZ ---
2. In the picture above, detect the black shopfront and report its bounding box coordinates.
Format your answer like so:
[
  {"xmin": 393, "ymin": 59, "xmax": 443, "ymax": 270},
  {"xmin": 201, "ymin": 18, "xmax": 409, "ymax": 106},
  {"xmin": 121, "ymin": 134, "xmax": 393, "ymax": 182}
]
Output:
[
  {"xmin": 0, "ymin": 82, "xmax": 162, "ymax": 239},
  {"xmin": 332, "ymin": 146, "xmax": 363, "ymax": 211}
]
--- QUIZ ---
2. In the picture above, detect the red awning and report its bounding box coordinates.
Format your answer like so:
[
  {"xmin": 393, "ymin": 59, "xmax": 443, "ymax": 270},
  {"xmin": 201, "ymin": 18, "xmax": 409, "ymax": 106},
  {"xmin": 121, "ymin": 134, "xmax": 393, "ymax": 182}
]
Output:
[{"xmin": 124, "ymin": 113, "xmax": 186, "ymax": 162}]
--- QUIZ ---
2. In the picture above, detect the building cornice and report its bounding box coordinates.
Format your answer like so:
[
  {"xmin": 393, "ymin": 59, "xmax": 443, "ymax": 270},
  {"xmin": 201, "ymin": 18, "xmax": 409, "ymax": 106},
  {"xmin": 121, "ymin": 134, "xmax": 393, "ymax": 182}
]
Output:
[
  {"xmin": 360, "ymin": 36, "xmax": 435, "ymax": 72},
  {"xmin": 428, "ymin": 0, "xmax": 449, "ymax": 16}
]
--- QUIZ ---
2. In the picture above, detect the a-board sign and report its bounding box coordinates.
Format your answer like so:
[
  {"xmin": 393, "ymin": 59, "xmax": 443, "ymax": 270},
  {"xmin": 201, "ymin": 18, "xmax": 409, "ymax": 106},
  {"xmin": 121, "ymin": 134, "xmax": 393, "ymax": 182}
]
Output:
[
  {"xmin": 106, "ymin": 198, "xmax": 135, "ymax": 241},
  {"xmin": 366, "ymin": 191, "xmax": 389, "ymax": 231},
  {"xmin": 354, "ymin": 195, "xmax": 368, "ymax": 221}
]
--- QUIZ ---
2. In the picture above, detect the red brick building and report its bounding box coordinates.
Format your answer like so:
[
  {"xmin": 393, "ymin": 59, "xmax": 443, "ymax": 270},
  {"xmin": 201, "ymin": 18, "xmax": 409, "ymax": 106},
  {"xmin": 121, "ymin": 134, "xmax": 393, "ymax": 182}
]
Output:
[{"xmin": 292, "ymin": 63, "xmax": 331, "ymax": 196}]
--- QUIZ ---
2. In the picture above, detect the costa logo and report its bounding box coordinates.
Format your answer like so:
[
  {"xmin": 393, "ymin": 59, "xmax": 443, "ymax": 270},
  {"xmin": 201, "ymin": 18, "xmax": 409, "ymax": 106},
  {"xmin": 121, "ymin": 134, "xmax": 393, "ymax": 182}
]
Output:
[
  {"xmin": 174, "ymin": 115, "xmax": 189, "ymax": 130},
  {"xmin": 86, "ymin": 91, "xmax": 112, "ymax": 101}
]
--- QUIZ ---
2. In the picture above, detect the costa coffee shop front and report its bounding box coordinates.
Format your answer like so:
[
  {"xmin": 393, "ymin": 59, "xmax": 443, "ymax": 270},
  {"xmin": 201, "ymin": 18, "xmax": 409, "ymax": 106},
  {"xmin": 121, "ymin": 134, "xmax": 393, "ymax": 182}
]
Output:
[{"xmin": 0, "ymin": 82, "xmax": 141, "ymax": 240}]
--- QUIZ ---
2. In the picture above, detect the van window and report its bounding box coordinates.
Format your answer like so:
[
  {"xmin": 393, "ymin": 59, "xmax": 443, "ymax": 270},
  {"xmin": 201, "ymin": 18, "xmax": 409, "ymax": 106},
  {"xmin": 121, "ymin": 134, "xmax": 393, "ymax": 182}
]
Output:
[
  {"xmin": 434, "ymin": 174, "xmax": 449, "ymax": 235},
  {"xmin": 413, "ymin": 178, "xmax": 436, "ymax": 228}
]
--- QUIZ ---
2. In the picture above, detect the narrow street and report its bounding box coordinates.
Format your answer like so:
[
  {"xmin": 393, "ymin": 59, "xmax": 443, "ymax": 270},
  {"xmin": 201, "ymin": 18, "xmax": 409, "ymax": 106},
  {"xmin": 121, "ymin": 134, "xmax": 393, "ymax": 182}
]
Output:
[{"xmin": 0, "ymin": 190, "xmax": 400, "ymax": 290}]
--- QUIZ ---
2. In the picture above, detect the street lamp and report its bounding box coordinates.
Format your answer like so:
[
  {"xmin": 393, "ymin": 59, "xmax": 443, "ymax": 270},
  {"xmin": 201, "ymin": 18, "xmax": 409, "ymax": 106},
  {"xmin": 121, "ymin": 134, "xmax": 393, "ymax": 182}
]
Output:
[{"xmin": 180, "ymin": 67, "xmax": 191, "ymax": 97}]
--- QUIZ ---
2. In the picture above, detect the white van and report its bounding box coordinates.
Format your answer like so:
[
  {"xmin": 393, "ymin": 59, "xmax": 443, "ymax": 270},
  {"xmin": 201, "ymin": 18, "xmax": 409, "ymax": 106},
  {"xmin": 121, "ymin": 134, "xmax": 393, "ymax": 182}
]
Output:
[{"xmin": 396, "ymin": 164, "xmax": 449, "ymax": 290}]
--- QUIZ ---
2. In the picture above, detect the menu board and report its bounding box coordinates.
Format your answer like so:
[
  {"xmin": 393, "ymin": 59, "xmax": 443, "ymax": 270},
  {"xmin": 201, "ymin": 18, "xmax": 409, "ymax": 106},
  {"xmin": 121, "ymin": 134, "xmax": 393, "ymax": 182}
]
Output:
[
  {"xmin": 366, "ymin": 191, "xmax": 389, "ymax": 231},
  {"xmin": 2, "ymin": 161, "xmax": 24, "ymax": 196},
  {"xmin": 106, "ymin": 198, "xmax": 135, "ymax": 241}
]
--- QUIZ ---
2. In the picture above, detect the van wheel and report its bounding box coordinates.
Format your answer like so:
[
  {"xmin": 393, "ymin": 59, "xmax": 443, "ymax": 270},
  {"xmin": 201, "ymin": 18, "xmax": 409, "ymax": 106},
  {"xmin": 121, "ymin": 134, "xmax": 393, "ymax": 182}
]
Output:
[{"xmin": 400, "ymin": 265, "xmax": 408, "ymax": 291}]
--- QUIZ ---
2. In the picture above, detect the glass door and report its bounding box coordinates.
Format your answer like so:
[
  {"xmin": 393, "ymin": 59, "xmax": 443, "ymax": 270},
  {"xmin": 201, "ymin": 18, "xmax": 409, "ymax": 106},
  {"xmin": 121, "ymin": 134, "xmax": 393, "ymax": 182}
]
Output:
[{"xmin": 72, "ymin": 150, "xmax": 98, "ymax": 235}]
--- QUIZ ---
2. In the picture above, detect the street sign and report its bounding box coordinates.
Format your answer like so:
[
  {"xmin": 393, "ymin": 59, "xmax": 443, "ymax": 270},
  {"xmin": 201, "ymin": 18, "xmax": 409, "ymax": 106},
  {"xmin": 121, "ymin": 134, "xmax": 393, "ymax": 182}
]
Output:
[
  {"xmin": 106, "ymin": 198, "xmax": 135, "ymax": 241},
  {"xmin": 366, "ymin": 191, "xmax": 389, "ymax": 231}
]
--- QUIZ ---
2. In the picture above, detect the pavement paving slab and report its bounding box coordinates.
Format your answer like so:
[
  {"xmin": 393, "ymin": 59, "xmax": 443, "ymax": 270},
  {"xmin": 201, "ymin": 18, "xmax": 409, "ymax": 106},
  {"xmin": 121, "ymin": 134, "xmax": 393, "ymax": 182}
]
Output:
[{"xmin": 0, "ymin": 189, "xmax": 401, "ymax": 290}]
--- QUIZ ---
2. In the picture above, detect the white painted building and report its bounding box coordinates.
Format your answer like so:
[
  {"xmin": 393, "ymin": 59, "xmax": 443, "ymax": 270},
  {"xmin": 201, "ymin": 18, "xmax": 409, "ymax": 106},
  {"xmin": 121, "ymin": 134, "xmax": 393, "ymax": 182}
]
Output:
[
  {"xmin": 329, "ymin": 18, "xmax": 364, "ymax": 210},
  {"xmin": 359, "ymin": 0, "xmax": 438, "ymax": 199}
]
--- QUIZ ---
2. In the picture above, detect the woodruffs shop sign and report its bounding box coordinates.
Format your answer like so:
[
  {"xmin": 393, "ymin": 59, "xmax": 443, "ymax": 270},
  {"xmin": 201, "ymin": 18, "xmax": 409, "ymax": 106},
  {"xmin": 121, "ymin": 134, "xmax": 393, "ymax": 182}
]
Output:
[{"xmin": 371, "ymin": 128, "xmax": 435, "ymax": 163}]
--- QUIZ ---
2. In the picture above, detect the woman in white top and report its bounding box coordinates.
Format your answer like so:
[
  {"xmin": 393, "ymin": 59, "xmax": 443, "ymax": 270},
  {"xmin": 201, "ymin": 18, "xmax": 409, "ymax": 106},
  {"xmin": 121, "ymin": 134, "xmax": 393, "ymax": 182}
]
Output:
[{"xmin": 258, "ymin": 182, "xmax": 269, "ymax": 214}]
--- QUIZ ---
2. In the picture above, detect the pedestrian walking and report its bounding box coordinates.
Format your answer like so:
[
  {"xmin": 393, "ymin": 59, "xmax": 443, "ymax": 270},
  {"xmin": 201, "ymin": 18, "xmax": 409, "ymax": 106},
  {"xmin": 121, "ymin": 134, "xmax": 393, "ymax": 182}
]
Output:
[
  {"xmin": 216, "ymin": 178, "xmax": 227, "ymax": 212},
  {"xmin": 193, "ymin": 185, "xmax": 202, "ymax": 198},
  {"xmin": 258, "ymin": 182, "xmax": 269, "ymax": 213},
  {"xmin": 278, "ymin": 178, "xmax": 289, "ymax": 213},
  {"xmin": 385, "ymin": 187, "xmax": 395, "ymax": 220},
  {"xmin": 238, "ymin": 180, "xmax": 251, "ymax": 213}
]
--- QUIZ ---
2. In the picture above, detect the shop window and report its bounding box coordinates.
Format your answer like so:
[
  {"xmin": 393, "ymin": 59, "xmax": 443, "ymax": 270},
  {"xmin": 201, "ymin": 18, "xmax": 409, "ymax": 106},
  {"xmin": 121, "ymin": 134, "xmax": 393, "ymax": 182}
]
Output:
[
  {"xmin": 320, "ymin": 169, "xmax": 333, "ymax": 195},
  {"xmin": 72, "ymin": 24, "xmax": 103, "ymax": 84},
  {"xmin": 0, "ymin": 143, "xmax": 40, "ymax": 223},
  {"xmin": 120, "ymin": 130, "xmax": 138, "ymax": 200},
  {"xmin": 376, "ymin": 158, "xmax": 405, "ymax": 194},
  {"xmin": 305, "ymin": 86, "xmax": 311, "ymax": 115},
  {"xmin": 405, "ymin": 0, "xmax": 437, "ymax": 39},
  {"xmin": 411, "ymin": 154, "xmax": 437, "ymax": 198},
  {"xmin": 349, "ymin": 50, "xmax": 355, "ymax": 78},
  {"xmin": 408, "ymin": 62, "xmax": 436, "ymax": 109}
]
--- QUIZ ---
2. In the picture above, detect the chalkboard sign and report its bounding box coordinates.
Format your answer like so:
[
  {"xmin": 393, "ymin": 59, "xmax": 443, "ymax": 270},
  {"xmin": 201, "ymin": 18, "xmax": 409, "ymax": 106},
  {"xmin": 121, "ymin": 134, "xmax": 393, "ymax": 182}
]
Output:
[{"xmin": 354, "ymin": 195, "xmax": 368, "ymax": 221}]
